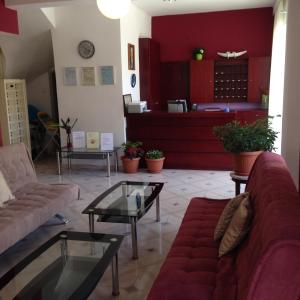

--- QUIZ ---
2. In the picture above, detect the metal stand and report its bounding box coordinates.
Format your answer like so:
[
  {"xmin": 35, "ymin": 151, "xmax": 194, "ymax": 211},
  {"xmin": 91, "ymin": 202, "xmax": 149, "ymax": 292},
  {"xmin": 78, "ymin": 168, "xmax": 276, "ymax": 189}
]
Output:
[
  {"xmin": 56, "ymin": 150, "xmax": 62, "ymax": 175},
  {"xmin": 130, "ymin": 217, "xmax": 138, "ymax": 259},
  {"xmin": 111, "ymin": 253, "xmax": 120, "ymax": 296}
]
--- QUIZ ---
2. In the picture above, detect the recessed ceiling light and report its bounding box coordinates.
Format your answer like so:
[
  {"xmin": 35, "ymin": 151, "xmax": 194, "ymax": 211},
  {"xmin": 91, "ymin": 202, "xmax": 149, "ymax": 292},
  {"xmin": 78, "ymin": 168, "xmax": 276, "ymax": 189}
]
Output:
[{"xmin": 163, "ymin": 0, "xmax": 176, "ymax": 3}]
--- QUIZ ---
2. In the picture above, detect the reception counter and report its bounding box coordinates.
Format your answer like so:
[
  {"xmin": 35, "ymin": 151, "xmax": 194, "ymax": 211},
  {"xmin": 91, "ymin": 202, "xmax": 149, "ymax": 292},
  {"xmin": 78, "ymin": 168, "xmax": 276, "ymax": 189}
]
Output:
[{"xmin": 126, "ymin": 110, "xmax": 267, "ymax": 170}]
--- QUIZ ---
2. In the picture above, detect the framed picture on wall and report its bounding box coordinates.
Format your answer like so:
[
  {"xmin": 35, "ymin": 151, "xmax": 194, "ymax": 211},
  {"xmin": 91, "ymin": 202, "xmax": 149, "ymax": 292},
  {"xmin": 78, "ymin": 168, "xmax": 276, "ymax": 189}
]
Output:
[
  {"xmin": 128, "ymin": 43, "xmax": 135, "ymax": 70},
  {"xmin": 81, "ymin": 67, "xmax": 95, "ymax": 86},
  {"xmin": 64, "ymin": 67, "xmax": 77, "ymax": 86}
]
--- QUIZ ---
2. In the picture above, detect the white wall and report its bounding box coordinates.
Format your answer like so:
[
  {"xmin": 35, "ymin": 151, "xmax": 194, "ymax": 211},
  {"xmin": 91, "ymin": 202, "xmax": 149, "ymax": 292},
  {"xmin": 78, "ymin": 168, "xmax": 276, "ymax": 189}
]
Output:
[
  {"xmin": 51, "ymin": 1, "xmax": 125, "ymax": 146},
  {"xmin": 120, "ymin": 4, "xmax": 151, "ymax": 102},
  {"xmin": 281, "ymin": 0, "xmax": 300, "ymax": 187},
  {"xmin": 27, "ymin": 72, "xmax": 52, "ymax": 116}
]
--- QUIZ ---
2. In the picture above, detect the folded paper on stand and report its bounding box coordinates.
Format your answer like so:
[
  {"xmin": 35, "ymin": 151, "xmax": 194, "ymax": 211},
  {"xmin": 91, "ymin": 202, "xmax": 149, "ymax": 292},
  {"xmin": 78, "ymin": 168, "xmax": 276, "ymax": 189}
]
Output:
[
  {"xmin": 87, "ymin": 132, "xmax": 100, "ymax": 149},
  {"xmin": 72, "ymin": 131, "xmax": 85, "ymax": 148},
  {"xmin": 101, "ymin": 133, "xmax": 114, "ymax": 151}
]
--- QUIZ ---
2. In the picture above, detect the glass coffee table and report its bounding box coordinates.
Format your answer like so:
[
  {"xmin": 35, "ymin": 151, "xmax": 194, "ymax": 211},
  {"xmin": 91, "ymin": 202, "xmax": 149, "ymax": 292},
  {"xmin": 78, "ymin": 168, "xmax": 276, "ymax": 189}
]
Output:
[
  {"xmin": 82, "ymin": 181, "xmax": 164, "ymax": 259},
  {"xmin": 0, "ymin": 231, "xmax": 123, "ymax": 299}
]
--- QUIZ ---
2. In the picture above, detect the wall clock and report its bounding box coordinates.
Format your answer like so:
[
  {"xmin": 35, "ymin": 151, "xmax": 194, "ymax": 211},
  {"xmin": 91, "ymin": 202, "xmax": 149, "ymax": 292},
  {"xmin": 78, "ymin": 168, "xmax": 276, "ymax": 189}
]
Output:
[{"xmin": 78, "ymin": 40, "xmax": 95, "ymax": 59}]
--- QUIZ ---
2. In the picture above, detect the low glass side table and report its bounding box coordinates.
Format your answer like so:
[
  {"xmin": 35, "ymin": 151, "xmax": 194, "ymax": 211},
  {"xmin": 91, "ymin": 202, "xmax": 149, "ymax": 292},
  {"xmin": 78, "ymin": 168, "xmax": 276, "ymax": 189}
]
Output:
[{"xmin": 82, "ymin": 181, "xmax": 164, "ymax": 259}]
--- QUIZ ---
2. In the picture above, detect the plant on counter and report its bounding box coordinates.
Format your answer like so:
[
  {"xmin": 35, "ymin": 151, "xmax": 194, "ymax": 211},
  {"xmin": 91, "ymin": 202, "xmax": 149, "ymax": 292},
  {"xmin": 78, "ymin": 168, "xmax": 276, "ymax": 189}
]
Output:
[
  {"xmin": 193, "ymin": 47, "xmax": 205, "ymax": 60},
  {"xmin": 213, "ymin": 117, "xmax": 277, "ymax": 175},
  {"xmin": 145, "ymin": 149, "xmax": 165, "ymax": 173},
  {"xmin": 121, "ymin": 141, "xmax": 144, "ymax": 173}
]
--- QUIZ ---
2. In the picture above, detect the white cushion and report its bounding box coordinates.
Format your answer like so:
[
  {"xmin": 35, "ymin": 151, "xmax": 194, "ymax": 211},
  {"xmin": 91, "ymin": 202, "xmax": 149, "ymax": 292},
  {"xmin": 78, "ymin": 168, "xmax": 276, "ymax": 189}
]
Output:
[{"xmin": 0, "ymin": 170, "xmax": 15, "ymax": 206}]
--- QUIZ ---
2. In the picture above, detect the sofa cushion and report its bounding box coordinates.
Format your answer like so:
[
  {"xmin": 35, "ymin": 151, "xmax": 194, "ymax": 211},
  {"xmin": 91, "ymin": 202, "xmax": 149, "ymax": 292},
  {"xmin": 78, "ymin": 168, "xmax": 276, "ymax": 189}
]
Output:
[
  {"xmin": 0, "ymin": 143, "xmax": 37, "ymax": 193},
  {"xmin": 147, "ymin": 198, "xmax": 234, "ymax": 300},
  {"xmin": 0, "ymin": 182, "xmax": 79, "ymax": 254},
  {"xmin": 214, "ymin": 192, "xmax": 249, "ymax": 241},
  {"xmin": 219, "ymin": 196, "xmax": 252, "ymax": 257},
  {"xmin": 0, "ymin": 170, "xmax": 15, "ymax": 206}
]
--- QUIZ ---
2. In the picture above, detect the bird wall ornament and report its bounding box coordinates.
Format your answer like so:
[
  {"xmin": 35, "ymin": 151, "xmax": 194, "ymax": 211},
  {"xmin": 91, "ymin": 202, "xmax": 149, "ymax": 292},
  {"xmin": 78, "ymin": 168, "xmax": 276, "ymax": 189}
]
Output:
[{"xmin": 217, "ymin": 50, "xmax": 247, "ymax": 59}]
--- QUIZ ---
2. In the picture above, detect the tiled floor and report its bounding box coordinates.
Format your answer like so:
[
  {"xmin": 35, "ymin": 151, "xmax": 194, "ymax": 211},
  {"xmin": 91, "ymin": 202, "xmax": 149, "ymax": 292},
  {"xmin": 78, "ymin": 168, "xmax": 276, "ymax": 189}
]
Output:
[{"xmin": 0, "ymin": 160, "xmax": 242, "ymax": 300}]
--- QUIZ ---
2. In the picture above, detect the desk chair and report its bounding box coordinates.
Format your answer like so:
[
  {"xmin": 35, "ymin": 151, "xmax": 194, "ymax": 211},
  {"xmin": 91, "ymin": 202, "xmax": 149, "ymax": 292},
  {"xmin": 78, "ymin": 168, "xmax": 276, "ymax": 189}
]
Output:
[{"xmin": 34, "ymin": 112, "xmax": 60, "ymax": 161}]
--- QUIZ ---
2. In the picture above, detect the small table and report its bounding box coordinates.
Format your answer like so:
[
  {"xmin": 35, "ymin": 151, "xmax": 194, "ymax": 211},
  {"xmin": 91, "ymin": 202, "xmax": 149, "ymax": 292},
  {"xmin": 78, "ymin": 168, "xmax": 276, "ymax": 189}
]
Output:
[
  {"xmin": 82, "ymin": 181, "xmax": 164, "ymax": 259},
  {"xmin": 0, "ymin": 231, "xmax": 123, "ymax": 299},
  {"xmin": 56, "ymin": 147, "xmax": 120, "ymax": 177},
  {"xmin": 230, "ymin": 171, "xmax": 249, "ymax": 196}
]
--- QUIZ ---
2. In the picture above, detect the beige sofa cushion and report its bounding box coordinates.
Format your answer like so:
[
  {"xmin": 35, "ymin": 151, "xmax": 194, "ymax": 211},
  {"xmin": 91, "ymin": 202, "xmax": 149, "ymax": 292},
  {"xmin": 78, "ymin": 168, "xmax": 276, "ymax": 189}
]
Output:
[
  {"xmin": 219, "ymin": 196, "xmax": 252, "ymax": 257},
  {"xmin": 0, "ymin": 170, "xmax": 15, "ymax": 206},
  {"xmin": 214, "ymin": 192, "xmax": 249, "ymax": 241},
  {"xmin": 0, "ymin": 182, "xmax": 79, "ymax": 254}
]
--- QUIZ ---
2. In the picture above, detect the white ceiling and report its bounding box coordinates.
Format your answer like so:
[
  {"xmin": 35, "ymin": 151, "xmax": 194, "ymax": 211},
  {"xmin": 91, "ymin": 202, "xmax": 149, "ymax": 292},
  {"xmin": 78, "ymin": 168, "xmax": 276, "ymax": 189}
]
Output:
[
  {"xmin": 6, "ymin": 0, "xmax": 276, "ymax": 15},
  {"xmin": 132, "ymin": 0, "xmax": 276, "ymax": 16}
]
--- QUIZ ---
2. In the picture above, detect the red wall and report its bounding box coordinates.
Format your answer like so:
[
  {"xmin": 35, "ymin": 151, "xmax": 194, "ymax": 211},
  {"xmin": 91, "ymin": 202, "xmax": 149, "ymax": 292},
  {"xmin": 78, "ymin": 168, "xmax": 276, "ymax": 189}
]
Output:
[
  {"xmin": 0, "ymin": 0, "xmax": 19, "ymax": 34},
  {"xmin": 152, "ymin": 8, "xmax": 274, "ymax": 62}
]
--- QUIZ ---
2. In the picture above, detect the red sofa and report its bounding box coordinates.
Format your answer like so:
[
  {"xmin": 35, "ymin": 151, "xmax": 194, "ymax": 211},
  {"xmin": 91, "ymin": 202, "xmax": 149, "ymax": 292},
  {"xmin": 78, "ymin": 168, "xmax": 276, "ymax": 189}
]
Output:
[{"xmin": 147, "ymin": 152, "xmax": 300, "ymax": 300}]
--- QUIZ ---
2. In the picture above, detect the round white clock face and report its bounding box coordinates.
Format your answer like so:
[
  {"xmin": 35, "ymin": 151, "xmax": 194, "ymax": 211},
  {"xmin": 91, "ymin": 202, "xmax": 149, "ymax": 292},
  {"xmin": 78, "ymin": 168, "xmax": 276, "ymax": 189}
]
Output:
[{"xmin": 78, "ymin": 40, "xmax": 95, "ymax": 59}]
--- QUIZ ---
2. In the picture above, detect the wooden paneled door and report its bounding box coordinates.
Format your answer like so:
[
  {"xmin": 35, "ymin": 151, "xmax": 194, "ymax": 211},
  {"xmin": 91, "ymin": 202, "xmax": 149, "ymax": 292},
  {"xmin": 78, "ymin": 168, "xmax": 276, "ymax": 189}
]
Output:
[
  {"xmin": 190, "ymin": 60, "xmax": 214, "ymax": 103},
  {"xmin": 248, "ymin": 56, "xmax": 271, "ymax": 102}
]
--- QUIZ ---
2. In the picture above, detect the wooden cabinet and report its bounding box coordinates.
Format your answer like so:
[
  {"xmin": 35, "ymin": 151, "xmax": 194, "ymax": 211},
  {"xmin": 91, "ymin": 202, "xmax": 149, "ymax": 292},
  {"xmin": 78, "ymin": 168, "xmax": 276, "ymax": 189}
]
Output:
[
  {"xmin": 190, "ymin": 60, "xmax": 214, "ymax": 103},
  {"xmin": 0, "ymin": 79, "xmax": 31, "ymax": 150},
  {"xmin": 248, "ymin": 57, "xmax": 271, "ymax": 102},
  {"xmin": 160, "ymin": 61, "xmax": 190, "ymax": 110},
  {"xmin": 139, "ymin": 38, "xmax": 161, "ymax": 111}
]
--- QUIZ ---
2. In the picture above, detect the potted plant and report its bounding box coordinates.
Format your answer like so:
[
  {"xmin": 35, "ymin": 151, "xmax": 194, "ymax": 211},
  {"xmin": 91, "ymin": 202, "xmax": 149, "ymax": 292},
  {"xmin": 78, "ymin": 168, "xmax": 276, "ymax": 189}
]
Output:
[
  {"xmin": 193, "ymin": 48, "xmax": 205, "ymax": 60},
  {"xmin": 121, "ymin": 141, "xmax": 144, "ymax": 173},
  {"xmin": 145, "ymin": 149, "xmax": 165, "ymax": 173},
  {"xmin": 213, "ymin": 118, "xmax": 277, "ymax": 176}
]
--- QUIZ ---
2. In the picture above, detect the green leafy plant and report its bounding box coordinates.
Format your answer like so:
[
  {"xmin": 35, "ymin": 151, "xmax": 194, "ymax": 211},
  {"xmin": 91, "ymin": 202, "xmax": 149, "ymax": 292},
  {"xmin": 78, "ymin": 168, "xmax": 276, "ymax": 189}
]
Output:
[
  {"xmin": 146, "ymin": 149, "xmax": 164, "ymax": 159},
  {"xmin": 213, "ymin": 118, "xmax": 278, "ymax": 153},
  {"xmin": 122, "ymin": 141, "xmax": 144, "ymax": 159}
]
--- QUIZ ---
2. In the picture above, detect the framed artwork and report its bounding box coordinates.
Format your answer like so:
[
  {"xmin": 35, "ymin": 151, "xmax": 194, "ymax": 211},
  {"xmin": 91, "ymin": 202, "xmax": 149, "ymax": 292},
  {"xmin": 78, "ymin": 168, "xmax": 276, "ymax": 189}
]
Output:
[
  {"xmin": 99, "ymin": 66, "xmax": 115, "ymax": 85},
  {"xmin": 64, "ymin": 67, "xmax": 77, "ymax": 86},
  {"xmin": 123, "ymin": 94, "xmax": 132, "ymax": 115},
  {"xmin": 81, "ymin": 67, "xmax": 95, "ymax": 86},
  {"xmin": 128, "ymin": 43, "xmax": 135, "ymax": 70}
]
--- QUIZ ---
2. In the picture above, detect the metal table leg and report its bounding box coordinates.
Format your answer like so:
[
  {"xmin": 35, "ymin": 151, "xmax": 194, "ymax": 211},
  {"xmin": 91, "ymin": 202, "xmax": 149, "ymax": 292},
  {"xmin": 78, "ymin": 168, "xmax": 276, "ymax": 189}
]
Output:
[
  {"xmin": 89, "ymin": 213, "xmax": 95, "ymax": 233},
  {"xmin": 114, "ymin": 150, "xmax": 118, "ymax": 173},
  {"xmin": 156, "ymin": 195, "xmax": 160, "ymax": 222},
  {"xmin": 56, "ymin": 150, "xmax": 62, "ymax": 175},
  {"xmin": 111, "ymin": 253, "xmax": 120, "ymax": 296},
  {"xmin": 106, "ymin": 153, "xmax": 111, "ymax": 177},
  {"xmin": 130, "ymin": 217, "xmax": 138, "ymax": 259}
]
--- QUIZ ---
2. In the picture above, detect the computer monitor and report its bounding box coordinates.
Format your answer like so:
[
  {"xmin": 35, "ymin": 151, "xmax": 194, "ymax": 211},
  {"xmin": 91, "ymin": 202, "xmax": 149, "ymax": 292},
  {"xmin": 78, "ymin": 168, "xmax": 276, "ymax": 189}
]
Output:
[{"xmin": 167, "ymin": 100, "xmax": 188, "ymax": 113}]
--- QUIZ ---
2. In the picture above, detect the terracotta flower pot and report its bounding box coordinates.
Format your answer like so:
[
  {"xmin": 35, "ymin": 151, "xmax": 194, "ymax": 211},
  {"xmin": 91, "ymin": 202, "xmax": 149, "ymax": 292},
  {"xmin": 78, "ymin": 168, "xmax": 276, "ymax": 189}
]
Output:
[
  {"xmin": 233, "ymin": 151, "xmax": 263, "ymax": 176},
  {"xmin": 146, "ymin": 157, "xmax": 165, "ymax": 173},
  {"xmin": 122, "ymin": 157, "xmax": 140, "ymax": 173}
]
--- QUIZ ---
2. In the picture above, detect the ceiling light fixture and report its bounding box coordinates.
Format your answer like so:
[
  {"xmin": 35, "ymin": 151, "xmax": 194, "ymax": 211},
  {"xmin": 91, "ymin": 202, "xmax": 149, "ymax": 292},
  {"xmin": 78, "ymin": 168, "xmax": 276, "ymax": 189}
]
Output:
[
  {"xmin": 96, "ymin": 0, "xmax": 131, "ymax": 19},
  {"xmin": 163, "ymin": 0, "xmax": 176, "ymax": 3}
]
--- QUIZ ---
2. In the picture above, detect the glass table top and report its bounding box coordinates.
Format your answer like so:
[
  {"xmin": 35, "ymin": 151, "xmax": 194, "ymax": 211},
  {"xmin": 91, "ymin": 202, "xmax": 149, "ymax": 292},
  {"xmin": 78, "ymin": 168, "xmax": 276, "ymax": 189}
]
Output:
[
  {"xmin": 82, "ymin": 181, "xmax": 164, "ymax": 218},
  {"xmin": 0, "ymin": 231, "xmax": 123, "ymax": 300},
  {"xmin": 60, "ymin": 147, "xmax": 120, "ymax": 154}
]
